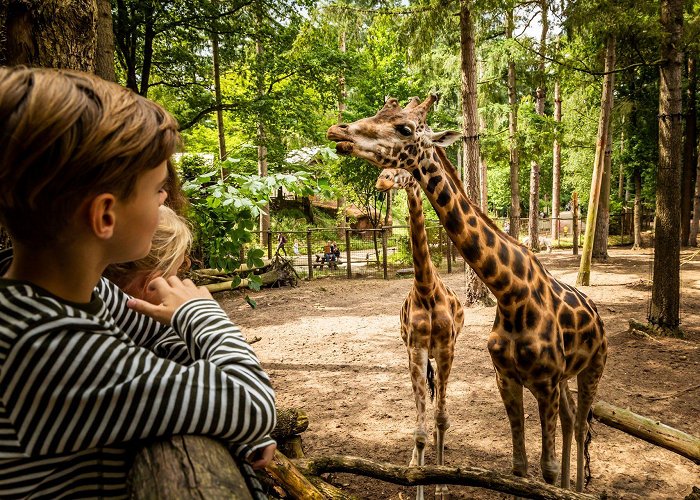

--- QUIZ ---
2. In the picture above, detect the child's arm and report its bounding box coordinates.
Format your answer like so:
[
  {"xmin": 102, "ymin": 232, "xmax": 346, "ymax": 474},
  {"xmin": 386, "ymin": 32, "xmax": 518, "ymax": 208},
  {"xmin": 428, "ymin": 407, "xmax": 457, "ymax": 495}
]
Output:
[
  {"xmin": 0, "ymin": 294, "xmax": 276, "ymax": 459},
  {"xmin": 97, "ymin": 277, "xmax": 191, "ymax": 363}
]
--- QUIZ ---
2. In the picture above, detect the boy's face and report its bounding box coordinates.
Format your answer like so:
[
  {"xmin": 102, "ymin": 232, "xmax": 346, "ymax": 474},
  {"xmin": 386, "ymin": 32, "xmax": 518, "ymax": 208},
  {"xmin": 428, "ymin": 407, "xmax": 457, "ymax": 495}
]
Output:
[{"xmin": 111, "ymin": 161, "xmax": 169, "ymax": 264}]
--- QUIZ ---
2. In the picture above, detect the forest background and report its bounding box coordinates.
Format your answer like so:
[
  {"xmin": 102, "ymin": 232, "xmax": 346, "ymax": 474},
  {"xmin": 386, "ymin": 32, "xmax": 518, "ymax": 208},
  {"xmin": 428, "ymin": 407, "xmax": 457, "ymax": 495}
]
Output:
[{"xmin": 1, "ymin": 0, "xmax": 698, "ymax": 332}]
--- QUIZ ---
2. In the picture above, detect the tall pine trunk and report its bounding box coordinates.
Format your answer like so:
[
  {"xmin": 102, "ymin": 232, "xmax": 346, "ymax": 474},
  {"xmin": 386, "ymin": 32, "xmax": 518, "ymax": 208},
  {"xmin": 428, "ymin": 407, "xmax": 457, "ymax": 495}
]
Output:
[
  {"xmin": 95, "ymin": 0, "xmax": 115, "ymax": 81},
  {"xmin": 577, "ymin": 33, "xmax": 616, "ymax": 286},
  {"xmin": 211, "ymin": 1, "xmax": 227, "ymax": 179},
  {"xmin": 650, "ymin": 0, "xmax": 683, "ymax": 332},
  {"xmin": 681, "ymin": 56, "xmax": 697, "ymax": 246},
  {"xmin": 459, "ymin": 0, "xmax": 492, "ymax": 306},
  {"xmin": 507, "ymin": 9, "xmax": 520, "ymax": 239},
  {"xmin": 632, "ymin": 166, "xmax": 643, "ymax": 249},
  {"xmin": 691, "ymin": 143, "xmax": 700, "ymax": 246},
  {"xmin": 255, "ymin": 2, "xmax": 269, "ymax": 247},
  {"xmin": 552, "ymin": 79, "xmax": 562, "ymax": 241},
  {"xmin": 3, "ymin": 0, "xmax": 97, "ymax": 70},
  {"xmin": 593, "ymin": 125, "xmax": 613, "ymax": 261}
]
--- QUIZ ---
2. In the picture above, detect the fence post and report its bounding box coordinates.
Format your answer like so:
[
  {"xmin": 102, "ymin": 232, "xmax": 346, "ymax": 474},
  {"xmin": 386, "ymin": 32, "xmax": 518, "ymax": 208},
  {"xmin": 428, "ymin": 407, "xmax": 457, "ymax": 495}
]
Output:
[
  {"xmin": 446, "ymin": 236, "xmax": 452, "ymax": 274},
  {"xmin": 572, "ymin": 192, "xmax": 579, "ymax": 255},
  {"xmin": 381, "ymin": 227, "xmax": 388, "ymax": 280},
  {"xmin": 439, "ymin": 226, "xmax": 444, "ymax": 256},
  {"xmin": 306, "ymin": 229, "xmax": 313, "ymax": 280},
  {"xmin": 267, "ymin": 230, "xmax": 273, "ymax": 259},
  {"xmin": 345, "ymin": 228, "xmax": 352, "ymax": 279}
]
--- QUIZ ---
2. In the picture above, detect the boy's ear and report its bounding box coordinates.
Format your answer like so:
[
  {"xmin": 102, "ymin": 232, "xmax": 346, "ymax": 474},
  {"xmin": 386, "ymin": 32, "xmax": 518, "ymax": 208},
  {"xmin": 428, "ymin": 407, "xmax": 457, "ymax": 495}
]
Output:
[{"xmin": 88, "ymin": 193, "xmax": 117, "ymax": 240}]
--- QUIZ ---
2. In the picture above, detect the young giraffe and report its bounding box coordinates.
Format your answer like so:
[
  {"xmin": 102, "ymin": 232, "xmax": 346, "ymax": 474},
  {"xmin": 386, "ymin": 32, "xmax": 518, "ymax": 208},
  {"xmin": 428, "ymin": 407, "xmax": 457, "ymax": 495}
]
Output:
[
  {"xmin": 376, "ymin": 168, "xmax": 464, "ymax": 500},
  {"xmin": 328, "ymin": 95, "xmax": 607, "ymax": 492}
]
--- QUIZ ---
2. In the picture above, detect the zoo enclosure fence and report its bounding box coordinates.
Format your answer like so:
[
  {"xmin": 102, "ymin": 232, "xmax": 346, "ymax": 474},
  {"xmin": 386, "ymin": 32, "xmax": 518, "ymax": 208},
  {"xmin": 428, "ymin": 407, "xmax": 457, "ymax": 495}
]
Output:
[{"xmin": 267, "ymin": 210, "xmax": 654, "ymax": 281}]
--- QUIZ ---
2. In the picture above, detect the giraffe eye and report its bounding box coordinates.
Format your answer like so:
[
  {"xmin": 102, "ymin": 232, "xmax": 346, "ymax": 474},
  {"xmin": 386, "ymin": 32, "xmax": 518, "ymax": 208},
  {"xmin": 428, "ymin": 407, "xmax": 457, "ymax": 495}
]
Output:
[{"xmin": 395, "ymin": 125, "xmax": 413, "ymax": 137}]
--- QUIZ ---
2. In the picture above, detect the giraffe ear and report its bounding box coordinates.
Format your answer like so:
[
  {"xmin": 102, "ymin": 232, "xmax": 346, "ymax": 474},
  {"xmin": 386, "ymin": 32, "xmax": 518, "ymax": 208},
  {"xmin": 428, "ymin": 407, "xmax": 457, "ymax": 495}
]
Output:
[{"xmin": 430, "ymin": 130, "xmax": 461, "ymax": 147}]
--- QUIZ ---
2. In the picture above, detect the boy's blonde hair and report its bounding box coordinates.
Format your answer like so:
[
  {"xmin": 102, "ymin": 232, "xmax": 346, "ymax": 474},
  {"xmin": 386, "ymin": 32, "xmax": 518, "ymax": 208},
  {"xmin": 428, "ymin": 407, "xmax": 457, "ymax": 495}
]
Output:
[
  {"xmin": 104, "ymin": 205, "xmax": 192, "ymax": 290},
  {"xmin": 0, "ymin": 67, "xmax": 180, "ymax": 244}
]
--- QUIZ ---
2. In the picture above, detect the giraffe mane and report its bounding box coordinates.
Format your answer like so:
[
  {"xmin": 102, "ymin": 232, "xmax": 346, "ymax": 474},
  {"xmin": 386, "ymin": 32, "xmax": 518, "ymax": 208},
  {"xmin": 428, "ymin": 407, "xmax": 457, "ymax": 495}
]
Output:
[{"xmin": 433, "ymin": 146, "xmax": 525, "ymax": 248}]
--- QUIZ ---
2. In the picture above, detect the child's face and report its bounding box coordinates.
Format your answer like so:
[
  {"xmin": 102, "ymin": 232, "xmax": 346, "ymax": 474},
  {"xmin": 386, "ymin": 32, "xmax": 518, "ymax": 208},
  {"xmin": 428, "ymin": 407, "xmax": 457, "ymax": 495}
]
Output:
[{"xmin": 112, "ymin": 161, "xmax": 168, "ymax": 263}]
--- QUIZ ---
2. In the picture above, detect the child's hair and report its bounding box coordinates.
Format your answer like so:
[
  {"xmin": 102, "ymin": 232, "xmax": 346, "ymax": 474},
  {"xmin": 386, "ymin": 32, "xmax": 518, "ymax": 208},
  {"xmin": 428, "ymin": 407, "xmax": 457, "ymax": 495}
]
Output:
[
  {"xmin": 104, "ymin": 205, "xmax": 192, "ymax": 294},
  {"xmin": 0, "ymin": 67, "xmax": 180, "ymax": 245}
]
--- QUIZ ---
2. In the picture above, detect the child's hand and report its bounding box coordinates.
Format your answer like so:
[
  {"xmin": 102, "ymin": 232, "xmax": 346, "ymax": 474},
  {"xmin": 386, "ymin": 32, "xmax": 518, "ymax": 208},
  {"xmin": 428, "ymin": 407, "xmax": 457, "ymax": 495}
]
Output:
[
  {"xmin": 251, "ymin": 442, "xmax": 277, "ymax": 469},
  {"xmin": 127, "ymin": 276, "xmax": 213, "ymax": 325}
]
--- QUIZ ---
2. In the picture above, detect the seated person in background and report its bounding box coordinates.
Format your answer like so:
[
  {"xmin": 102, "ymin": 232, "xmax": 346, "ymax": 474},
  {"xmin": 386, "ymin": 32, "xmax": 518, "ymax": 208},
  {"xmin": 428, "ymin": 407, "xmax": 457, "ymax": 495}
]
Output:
[
  {"xmin": 0, "ymin": 67, "xmax": 276, "ymax": 499},
  {"xmin": 331, "ymin": 240, "xmax": 341, "ymax": 261}
]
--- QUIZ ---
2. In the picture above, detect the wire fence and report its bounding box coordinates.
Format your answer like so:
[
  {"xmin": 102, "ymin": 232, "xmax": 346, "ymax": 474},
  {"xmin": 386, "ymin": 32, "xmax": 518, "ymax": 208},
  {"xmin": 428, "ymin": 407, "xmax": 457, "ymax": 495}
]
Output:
[
  {"xmin": 267, "ymin": 209, "xmax": 655, "ymax": 281},
  {"xmin": 267, "ymin": 225, "xmax": 465, "ymax": 280}
]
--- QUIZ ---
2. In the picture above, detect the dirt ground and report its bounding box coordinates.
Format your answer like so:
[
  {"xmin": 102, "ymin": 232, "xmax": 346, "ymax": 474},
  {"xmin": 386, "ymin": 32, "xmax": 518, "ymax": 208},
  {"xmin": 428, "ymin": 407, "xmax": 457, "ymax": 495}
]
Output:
[{"xmin": 218, "ymin": 247, "xmax": 700, "ymax": 499}]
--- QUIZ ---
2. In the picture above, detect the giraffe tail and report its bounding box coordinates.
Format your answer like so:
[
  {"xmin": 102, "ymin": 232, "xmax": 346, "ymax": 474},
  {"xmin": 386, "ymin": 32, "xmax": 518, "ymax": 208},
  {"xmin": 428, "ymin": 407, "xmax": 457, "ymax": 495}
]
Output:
[
  {"xmin": 426, "ymin": 359, "xmax": 435, "ymax": 402},
  {"xmin": 584, "ymin": 408, "xmax": 593, "ymax": 487}
]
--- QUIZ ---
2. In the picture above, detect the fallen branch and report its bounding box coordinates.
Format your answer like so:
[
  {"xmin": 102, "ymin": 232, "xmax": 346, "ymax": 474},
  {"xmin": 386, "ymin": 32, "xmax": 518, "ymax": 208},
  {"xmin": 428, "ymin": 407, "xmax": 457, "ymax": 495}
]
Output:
[
  {"xmin": 271, "ymin": 408, "xmax": 309, "ymax": 440},
  {"xmin": 646, "ymin": 384, "xmax": 700, "ymax": 401},
  {"xmin": 592, "ymin": 400, "xmax": 700, "ymax": 465},
  {"xmin": 266, "ymin": 451, "xmax": 325, "ymax": 500},
  {"xmin": 304, "ymin": 474, "xmax": 360, "ymax": 500},
  {"xmin": 292, "ymin": 455, "xmax": 598, "ymax": 500}
]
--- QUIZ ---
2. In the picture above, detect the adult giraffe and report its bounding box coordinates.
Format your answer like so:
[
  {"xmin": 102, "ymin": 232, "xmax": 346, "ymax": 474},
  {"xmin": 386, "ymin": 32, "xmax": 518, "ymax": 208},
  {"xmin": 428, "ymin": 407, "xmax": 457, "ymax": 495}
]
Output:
[
  {"xmin": 327, "ymin": 96, "xmax": 607, "ymax": 491},
  {"xmin": 376, "ymin": 168, "xmax": 464, "ymax": 500}
]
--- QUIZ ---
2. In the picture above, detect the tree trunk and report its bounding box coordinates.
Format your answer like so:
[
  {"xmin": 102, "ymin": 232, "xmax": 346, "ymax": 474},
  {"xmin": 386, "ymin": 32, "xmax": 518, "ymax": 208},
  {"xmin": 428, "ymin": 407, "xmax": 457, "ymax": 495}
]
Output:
[
  {"xmin": 619, "ymin": 115, "xmax": 626, "ymax": 200},
  {"xmin": 211, "ymin": 5, "xmax": 227, "ymax": 177},
  {"xmin": 593, "ymin": 125, "xmax": 613, "ymax": 261},
  {"xmin": 572, "ymin": 192, "xmax": 579, "ymax": 255},
  {"xmin": 338, "ymin": 30, "xmax": 347, "ymax": 123},
  {"xmin": 650, "ymin": 0, "xmax": 683, "ymax": 332},
  {"xmin": 139, "ymin": 1, "xmax": 155, "ymax": 97},
  {"xmin": 577, "ymin": 34, "xmax": 615, "ymax": 286},
  {"xmin": 95, "ymin": 0, "xmax": 115, "ymax": 81},
  {"xmin": 459, "ymin": 0, "xmax": 492, "ymax": 306},
  {"xmin": 691, "ymin": 143, "xmax": 700, "ymax": 247},
  {"xmin": 552, "ymin": 79, "xmax": 562, "ymax": 240},
  {"xmin": 507, "ymin": 9, "xmax": 520, "ymax": 240},
  {"xmin": 4, "ymin": 0, "xmax": 97, "ymax": 71},
  {"xmin": 128, "ymin": 436, "xmax": 253, "ymax": 500},
  {"xmin": 681, "ymin": 56, "xmax": 697, "ymax": 246},
  {"xmin": 255, "ymin": 2, "xmax": 269, "ymax": 247},
  {"xmin": 528, "ymin": 160, "xmax": 540, "ymax": 251},
  {"xmin": 632, "ymin": 166, "xmax": 643, "ymax": 249},
  {"xmin": 479, "ymin": 111, "xmax": 488, "ymax": 213}
]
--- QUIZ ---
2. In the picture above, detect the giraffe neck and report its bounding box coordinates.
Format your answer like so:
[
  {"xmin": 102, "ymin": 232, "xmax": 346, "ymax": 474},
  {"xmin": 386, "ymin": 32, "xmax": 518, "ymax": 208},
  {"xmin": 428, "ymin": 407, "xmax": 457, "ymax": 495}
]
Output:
[
  {"xmin": 409, "ymin": 147, "xmax": 532, "ymax": 303},
  {"xmin": 405, "ymin": 182, "xmax": 436, "ymax": 289}
]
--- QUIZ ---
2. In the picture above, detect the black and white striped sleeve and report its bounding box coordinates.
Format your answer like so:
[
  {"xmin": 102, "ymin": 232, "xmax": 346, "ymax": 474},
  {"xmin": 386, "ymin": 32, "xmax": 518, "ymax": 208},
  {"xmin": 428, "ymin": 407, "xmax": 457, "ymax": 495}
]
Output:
[
  {"xmin": 0, "ymin": 301, "xmax": 276, "ymax": 457},
  {"xmin": 96, "ymin": 278, "xmax": 191, "ymax": 363}
]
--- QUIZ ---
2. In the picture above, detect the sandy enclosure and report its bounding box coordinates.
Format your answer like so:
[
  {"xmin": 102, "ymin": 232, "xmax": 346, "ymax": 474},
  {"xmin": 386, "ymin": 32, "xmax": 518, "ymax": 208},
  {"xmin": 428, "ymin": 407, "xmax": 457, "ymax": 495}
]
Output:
[{"xmin": 219, "ymin": 247, "xmax": 700, "ymax": 499}]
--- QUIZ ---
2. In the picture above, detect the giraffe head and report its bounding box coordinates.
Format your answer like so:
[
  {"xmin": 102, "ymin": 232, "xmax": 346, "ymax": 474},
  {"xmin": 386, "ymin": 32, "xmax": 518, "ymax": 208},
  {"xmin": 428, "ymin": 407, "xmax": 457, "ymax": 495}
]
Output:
[
  {"xmin": 327, "ymin": 95, "xmax": 461, "ymax": 171},
  {"xmin": 375, "ymin": 168, "xmax": 416, "ymax": 192}
]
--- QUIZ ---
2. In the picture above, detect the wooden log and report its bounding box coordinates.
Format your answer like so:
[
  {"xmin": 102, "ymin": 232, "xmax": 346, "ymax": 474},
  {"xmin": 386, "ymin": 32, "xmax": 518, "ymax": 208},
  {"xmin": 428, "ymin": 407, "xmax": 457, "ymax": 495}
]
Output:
[
  {"xmin": 272, "ymin": 408, "xmax": 309, "ymax": 440},
  {"xmin": 279, "ymin": 435, "xmax": 305, "ymax": 459},
  {"xmin": 204, "ymin": 269, "xmax": 281, "ymax": 293},
  {"xmin": 292, "ymin": 455, "xmax": 598, "ymax": 500},
  {"xmin": 128, "ymin": 435, "xmax": 253, "ymax": 500},
  {"xmin": 305, "ymin": 474, "xmax": 360, "ymax": 500},
  {"xmin": 592, "ymin": 400, "xmax": 700, "ymax": 464},
  {"xmin": 266, "ymin": 450, "xmax": 325, "ymax": 500}
]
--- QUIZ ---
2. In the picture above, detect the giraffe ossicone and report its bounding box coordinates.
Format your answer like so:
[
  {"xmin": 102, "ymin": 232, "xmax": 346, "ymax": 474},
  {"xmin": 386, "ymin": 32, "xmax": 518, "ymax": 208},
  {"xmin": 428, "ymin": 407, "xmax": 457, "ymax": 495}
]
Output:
[{"xmin": 328, "ymin": 96, "xmax": 608, "ymax": 493}]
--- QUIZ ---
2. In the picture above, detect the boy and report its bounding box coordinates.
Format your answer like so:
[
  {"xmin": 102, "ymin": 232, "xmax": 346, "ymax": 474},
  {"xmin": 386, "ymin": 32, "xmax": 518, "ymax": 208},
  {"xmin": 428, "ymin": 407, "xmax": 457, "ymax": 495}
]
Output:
[{"xmin": 0, "ymin": 67, "xmax": 276, "ymax": 498}]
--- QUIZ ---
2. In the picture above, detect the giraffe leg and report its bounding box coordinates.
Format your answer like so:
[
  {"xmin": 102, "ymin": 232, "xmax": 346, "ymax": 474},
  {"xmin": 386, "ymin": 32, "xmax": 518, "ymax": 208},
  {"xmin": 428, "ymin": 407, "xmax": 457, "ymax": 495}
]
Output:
[
  {"xmin": 495, "ymin": 373, "xmax": 528, "ymax": 478},
  {"xmin": 432, "ymin": 346, "xmax": 454, "ymax": 499},
  {"xmin": 535, "ymin": 383, "xmax": 561, "ymax": 485},
  {"xmin": 407, "ymin": 346, "xmax": 429, "ymax": 500},
  {"xmin": 559, "ymin": 381, "xmax": 576, "ymax": 489},
  {"xmin": 574, "ymin": 346, "xmax": 606, "ymax": 492}
]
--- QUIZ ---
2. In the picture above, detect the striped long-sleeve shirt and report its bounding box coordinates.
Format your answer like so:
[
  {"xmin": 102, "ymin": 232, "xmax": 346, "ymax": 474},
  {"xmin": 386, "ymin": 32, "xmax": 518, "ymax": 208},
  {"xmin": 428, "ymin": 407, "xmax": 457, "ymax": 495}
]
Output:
[{"xmin": 0, "ymin": 254, "xmax": 276, "ymax": 499}]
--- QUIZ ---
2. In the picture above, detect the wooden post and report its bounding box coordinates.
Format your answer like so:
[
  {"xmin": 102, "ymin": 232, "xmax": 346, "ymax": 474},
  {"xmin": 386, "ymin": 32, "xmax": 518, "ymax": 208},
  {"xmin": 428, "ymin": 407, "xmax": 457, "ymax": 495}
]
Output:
[
  {"xmin": 572, "ymin": 192, "xmax": 579, "ymax": 255},
  {"xmin": 128, "ymin": 436, "xmax": 253, "ymax": 499},
  {"xmin": 381, "ymin": 227, "xmax": 388, "ymax": 280},
  {"xmin": 306, "ymin": 229, "xmax": 313, "ymax": 280},
  {"xmin": 345, "ymin": 228, "xmax": 352, "ymax": 278},
  {"xmin": 268, "ymin": 230, "xmax": 273, "ymax": 259}
]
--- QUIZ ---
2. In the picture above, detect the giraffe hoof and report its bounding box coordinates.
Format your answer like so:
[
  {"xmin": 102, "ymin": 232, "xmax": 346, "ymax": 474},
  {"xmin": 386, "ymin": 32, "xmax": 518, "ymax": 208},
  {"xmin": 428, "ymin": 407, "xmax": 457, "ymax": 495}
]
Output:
[{"xmin": 435, "ymin": 484, "xmax": 449, "ymax": 498}]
